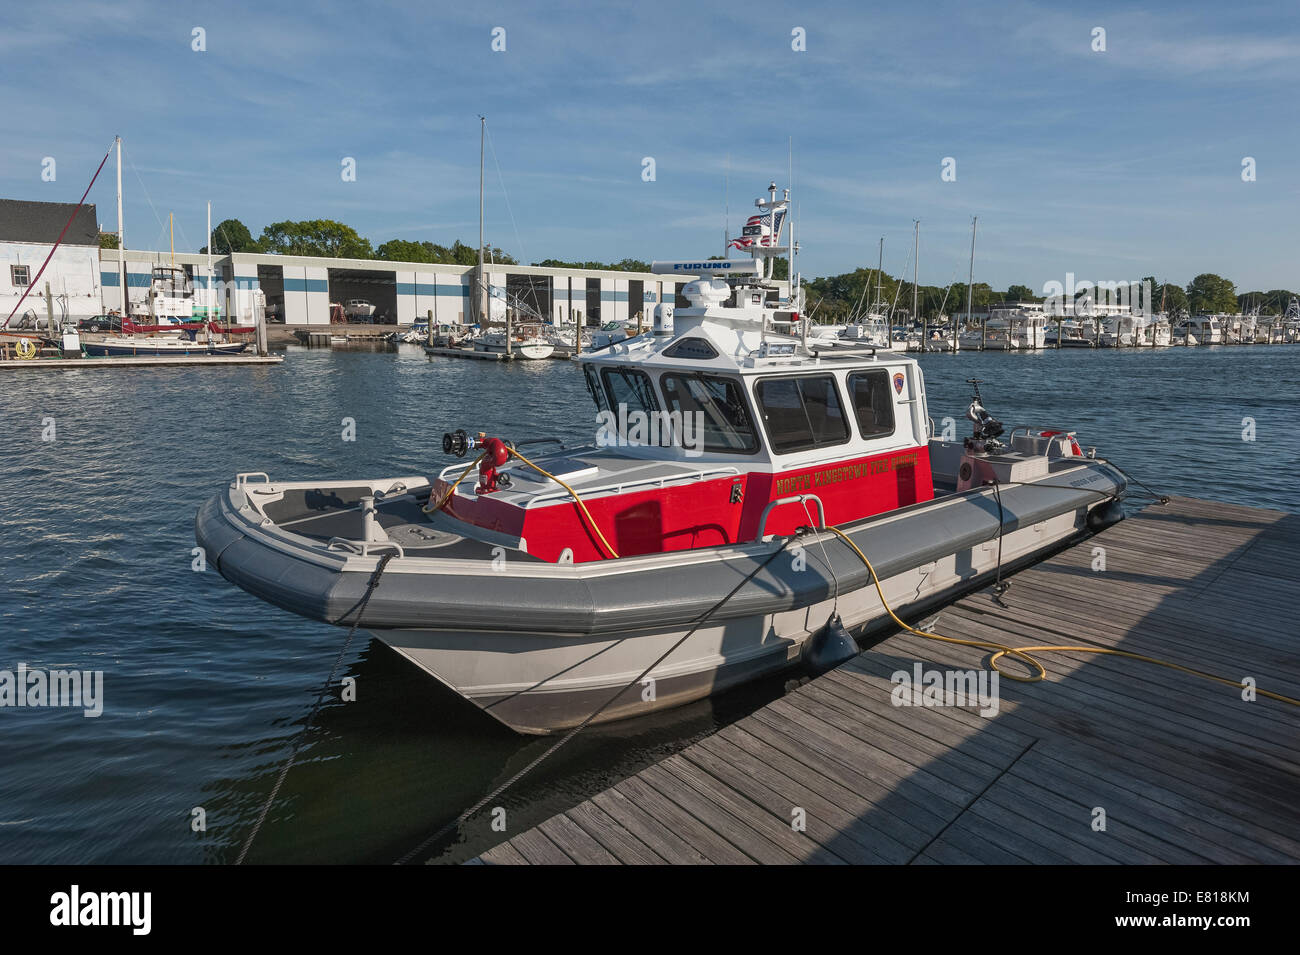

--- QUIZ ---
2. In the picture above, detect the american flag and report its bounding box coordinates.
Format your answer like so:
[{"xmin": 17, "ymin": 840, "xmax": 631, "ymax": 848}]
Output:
[{"xmin": 729, "ymin": 208, "xmax": 786, "ymax": 250}]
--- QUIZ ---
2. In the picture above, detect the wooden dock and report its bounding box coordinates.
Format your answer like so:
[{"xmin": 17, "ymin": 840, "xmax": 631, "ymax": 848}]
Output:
[
  {"xmin": 0, "ymin": 354, "xmax": 283, "ymax": 371},
  {"xmin": 472, "ymin": 496, "xmax": 1300, "ymax": 864}
]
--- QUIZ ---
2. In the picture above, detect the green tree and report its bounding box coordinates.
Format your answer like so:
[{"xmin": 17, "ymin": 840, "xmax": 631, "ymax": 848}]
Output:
[
  {"xmin": 374, "ymin": 238, "xmax": 516, "ymax": 266},
  {"xmin": 202, "ymin": 218, "xmax": 260, "ymax": 254},
  {"xmin": 1005, "ymin": 284, "xmax": 1035, "ymax": 302},
  {"xmin": 98, "ymin": 232, "xmax": 118, "ymax": 250},
  {"xmin": 258, "ymin": 219, "xmax": 373, "ymax": 259},
  {"xmin": 1185, "ymin": 273, "xmax": 1237, "ymax": 314},
  {"xmin": 375, "ymin": 239, "xmax": 441, "ymax": 263},
  {"xmin": 1259, "ymin": 289, "xmax": 1298, "ymax": 315},
  {"xmin": 1157, "ymin": 282, "xmax": 1188, "ymax": 316},
  {"xmin": 531, "ymin": 257, "xmax": 646, "ymax": 271}
]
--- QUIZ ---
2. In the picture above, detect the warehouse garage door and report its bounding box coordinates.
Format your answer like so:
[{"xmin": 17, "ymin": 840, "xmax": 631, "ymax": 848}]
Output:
[
  {"xmin": 586, "ymin": 278, "xmax": 602, "ymax": 326},
  {"xmin": 257, "ymin": 265, "xmax": 285, "ymax": 322},
  {"xmin": 507, "ymin": 274, "xmax": 550, "ymax": 321},
  {"xmin": 328, "ymin": 268, "xmax": 397, "ymax": 324}
]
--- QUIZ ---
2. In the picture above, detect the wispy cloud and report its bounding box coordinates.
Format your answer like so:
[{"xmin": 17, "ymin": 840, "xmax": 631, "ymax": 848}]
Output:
[{"xmin": 0, "ymin": 0, "xmax": 1294, "ymax": 291}]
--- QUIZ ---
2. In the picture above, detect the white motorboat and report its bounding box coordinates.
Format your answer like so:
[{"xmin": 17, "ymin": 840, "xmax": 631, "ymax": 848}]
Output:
[
  {"xmin": 473, "ymin": 323, "xmax": 556, "ymax": 360},
  {"xmin": 838, "ymin": 315, "xmax": 893, "ymax": 349},
  {"xmin": 1185, "ymin": 315, "xmax": 1224, "ymax": 344},
  {"xmin": 344, "ymin": 299, "xmax": 376, "ymax": 321}
]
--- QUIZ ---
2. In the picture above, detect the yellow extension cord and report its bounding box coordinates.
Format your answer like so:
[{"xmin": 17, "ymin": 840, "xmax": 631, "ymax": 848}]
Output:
[
  {"xmin": 824, "ymin": 525, "xmax": 1300, "ymax": 707},
  {"xmin": 506, "ymin": 448, "xmax": 620, "ymax": 559},
  {"xmin": 421, "ymin": 446, "xmax": 621, "ymax": 559},
  {"xmin": 421, "ymin": 451, "xmax": 485, "ymax": 515}
]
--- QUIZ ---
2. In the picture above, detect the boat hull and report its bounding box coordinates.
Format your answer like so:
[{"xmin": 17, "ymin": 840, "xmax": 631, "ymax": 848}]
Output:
[
  {"xmin": 473, "ymin": 341, "xmax": 556, "ymax": 360},
  {"xmin": 196, "ymin": 453, "xmax": 1126, "ymax": 734},
  {"xmin": 83, "ymin": 339, "xmax": 248, "ymax": 357},
  {"xmin": 373, "ymin": 504, "xmax": 1096, "ymax": 733}
]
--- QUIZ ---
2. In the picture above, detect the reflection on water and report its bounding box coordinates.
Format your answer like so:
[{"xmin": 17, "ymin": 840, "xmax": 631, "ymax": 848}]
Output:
[{"xmin": 0, "ymin": 343, "xmax": 1295, "ymax": 863}]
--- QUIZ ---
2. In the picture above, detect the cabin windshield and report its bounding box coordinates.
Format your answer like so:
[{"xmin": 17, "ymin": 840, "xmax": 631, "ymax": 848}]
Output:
[
  {"xmin": 583, "ymin": 364, "xmax": 609, "ymax": 412},
  {"xmin": 660, "ymin": 373, "xmax": 758, "ymax": 453},
  {"xmin": 600, "ymin": 367, "xmax": 659, "ymax": 414},
  {"xmin": 153, "ymin": 268, "xmax": 189, "ymax": 294}
]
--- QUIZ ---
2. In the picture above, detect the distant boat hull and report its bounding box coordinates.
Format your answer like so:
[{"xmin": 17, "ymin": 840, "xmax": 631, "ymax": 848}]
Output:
[
  {"xmin": 82, "ymin": 338, "xmax": 248, "ymax": 357},
  {"xmin": 474, "ymin": 338, "xmax": 555, "ymax": 360}
]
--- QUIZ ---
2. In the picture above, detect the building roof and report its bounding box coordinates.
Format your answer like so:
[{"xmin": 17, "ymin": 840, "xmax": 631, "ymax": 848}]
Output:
[{"xmin": 0, "ymin": 199, "xmax": 99, "ymax": 246}]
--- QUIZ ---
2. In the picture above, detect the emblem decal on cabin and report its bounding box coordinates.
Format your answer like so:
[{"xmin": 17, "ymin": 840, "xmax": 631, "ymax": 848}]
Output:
[{"xmin": 893, "ymin": 372, "xmax": 905, "ymax": 395}]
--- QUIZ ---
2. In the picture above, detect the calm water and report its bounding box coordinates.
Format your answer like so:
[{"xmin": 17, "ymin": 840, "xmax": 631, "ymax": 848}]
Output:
[{"xmin": 0, "ymin": 343, "xmax": 1296, "ymax": 864}]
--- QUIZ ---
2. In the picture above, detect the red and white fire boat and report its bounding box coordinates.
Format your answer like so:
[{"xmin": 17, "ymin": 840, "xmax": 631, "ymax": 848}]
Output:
[{"xmin": 197, "ymin": 185, "xmax": 1126, "ymax": 734}]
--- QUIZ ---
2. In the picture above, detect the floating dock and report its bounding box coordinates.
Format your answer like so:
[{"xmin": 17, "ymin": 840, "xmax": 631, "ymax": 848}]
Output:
[
  {"xmin": 471, "ymin": 496, "xmax": 1300, "ymax": 864},
  {"xmin": 0, "ymin": 354, "xmax": 283, "ymax": 371},
  {"xmin": 424, "ymin": 346, "xmax": 508, "ymax": 361}
]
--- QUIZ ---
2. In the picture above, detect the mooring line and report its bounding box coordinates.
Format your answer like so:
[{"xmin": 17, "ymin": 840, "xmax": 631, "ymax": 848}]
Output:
[{"xmin": 236, "ymin": 553, "xmax": 394, "ymax": 864}]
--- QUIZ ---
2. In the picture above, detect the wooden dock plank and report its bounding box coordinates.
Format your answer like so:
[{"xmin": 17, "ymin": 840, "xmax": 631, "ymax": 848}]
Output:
[
  {"xmin": 688, "ymin": 736, "xmax": 901, "ymax": 864},
  {"xmin": 587, "ymin": 788, "xmax": 714, "ymax": 865},
  {"xmin": 614, "ymin": 774, "xmax": 755, "ymax": 865},
  {"xmin": 563, "ymin": 802, "xmax": 668, "ymax": 865},
  {"xmin": 535, "ymin": 813, "xmax": 621, "ymax": 865}
]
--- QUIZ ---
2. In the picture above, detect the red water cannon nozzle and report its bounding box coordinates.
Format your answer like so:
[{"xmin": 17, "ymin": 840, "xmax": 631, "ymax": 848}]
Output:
[{"xmin": 476, "ymin": 436, "xmax": 511, "ymax": 493}]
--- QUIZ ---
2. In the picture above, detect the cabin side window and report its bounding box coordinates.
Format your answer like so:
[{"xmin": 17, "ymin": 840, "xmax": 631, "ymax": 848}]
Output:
[
  {"xmin": 754, "ymin": 375, "xmax": 849, "ymax": 454},
  {"xmin": 600, "ymin": 367, "xmax": 659, "ymax": 414},
  {"xmin": 846, "ymin": 370, "xmax": 896, "ymax": 438},
  {"xmin": 660, "ymin": 374, "xmax": 759, "ymax": 453},
  {"xmin": 583, "ymin": 364, "xmax": 609, "ymax": 412}
]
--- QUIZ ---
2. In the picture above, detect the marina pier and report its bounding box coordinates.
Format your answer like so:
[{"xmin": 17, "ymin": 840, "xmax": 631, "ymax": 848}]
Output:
[{"xmin": 471, "ymin": 496, "xmax": 1300, "ymax": 865}]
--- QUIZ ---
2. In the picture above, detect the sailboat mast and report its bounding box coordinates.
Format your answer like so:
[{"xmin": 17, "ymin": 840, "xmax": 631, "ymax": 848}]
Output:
[
  {"xmin": 874, "ymin": 237, "xmax": 883, "ymax": 312},
  {"xmin": 116, "ymin": 136, "xmax": 125, "ymax": 316},
  {"xmin": 965, "ymin": 216, "xmax": 977, "ymax": 337},
  {"xmin": 206, "ymin": 200, "xmax": 211, "ymax": 320},
  {"xmin": 912, "ymin": 220, "xmax": 919, "ymax": 329},
  {"xmin": 787, "ymin": 137, "xmax": 796, "ymax": 309},
  {"xmin": 477, "ymin": 115, "xmax": 485, "ymax": 328}
]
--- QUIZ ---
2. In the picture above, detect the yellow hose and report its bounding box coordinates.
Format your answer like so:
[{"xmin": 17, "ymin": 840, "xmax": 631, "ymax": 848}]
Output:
[
  {"xmin": 825, "ymin": 525, "xmax": 1300, "ymax": 707},
  {"xmin": 422, "ymin": 452, "xmax": 485, "ymax": 515},
  {"xmin": 423, "ymin": 446, "xmax": 620, "ymax": 559},
  {"xmin": 507, "ymin": 448, "xmax": 620, "ymax": 559}
]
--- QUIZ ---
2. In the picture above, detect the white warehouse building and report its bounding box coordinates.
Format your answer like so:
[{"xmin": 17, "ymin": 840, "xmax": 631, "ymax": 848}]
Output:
[
  {"xmin": 98, "ymin": 249, "xmax": 692, "ymax": 327},
  {"xmin": 0, "ymin": 199, "xmax": 103, "ymax": 326},
  {"xmin": 4, "ymin": 196, "xmax": 759, "ymax": 330}
]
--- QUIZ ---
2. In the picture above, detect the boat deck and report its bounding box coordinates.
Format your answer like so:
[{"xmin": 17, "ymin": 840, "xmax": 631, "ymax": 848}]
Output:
[{"xmin": 469, "ymin": 495, "xmax": 1300, "ymax": 864}]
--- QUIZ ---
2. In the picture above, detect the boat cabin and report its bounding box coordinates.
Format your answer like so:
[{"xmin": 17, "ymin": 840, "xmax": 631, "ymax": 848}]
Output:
[{"xmin": 432, "ymin": 275, "xmax": 934, "ymax": 563}]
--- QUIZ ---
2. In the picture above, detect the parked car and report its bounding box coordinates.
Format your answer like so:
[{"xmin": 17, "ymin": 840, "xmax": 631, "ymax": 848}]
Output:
[{"xmin": 78, "ymin": 314, "xmax": 125, "ymax": 333}]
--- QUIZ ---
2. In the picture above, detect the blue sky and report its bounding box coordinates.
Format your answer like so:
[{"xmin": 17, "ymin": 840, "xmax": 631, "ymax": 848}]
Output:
[{"xmin": 3, "ymin": 0, "xmax": 1297, "ymax": 292}]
